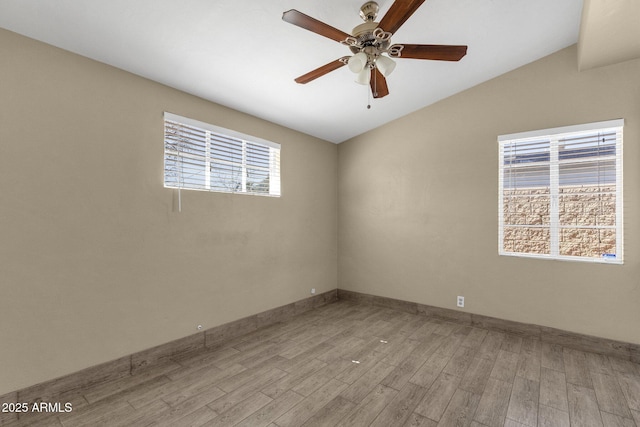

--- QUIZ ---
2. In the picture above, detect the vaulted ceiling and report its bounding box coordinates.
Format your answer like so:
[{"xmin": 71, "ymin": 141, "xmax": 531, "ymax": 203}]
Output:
[{"xmin": 0, "ymin": 0, "xmax": 636, "ymax": 143}]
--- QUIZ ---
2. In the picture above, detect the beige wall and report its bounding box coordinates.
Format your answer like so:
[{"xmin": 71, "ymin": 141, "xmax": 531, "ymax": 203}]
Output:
[
  {"xmin": 0, "ymin": 29, "xmax": 337, "ymax": 395},
  {"xmin": 339, "ymin": 45, "xmax": 640, "ymax": 345}
]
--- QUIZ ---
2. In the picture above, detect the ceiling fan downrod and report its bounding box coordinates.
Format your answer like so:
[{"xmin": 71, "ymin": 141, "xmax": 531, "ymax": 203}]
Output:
[{"xmin": 359, "ymin": 1, "xmax": 379, "ymax": 22}]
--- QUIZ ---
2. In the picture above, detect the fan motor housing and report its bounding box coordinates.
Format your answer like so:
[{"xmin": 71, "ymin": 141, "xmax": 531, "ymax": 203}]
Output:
[{"xmin": 349, "ymin": 21, "xmax": 390, "ymax": 54}]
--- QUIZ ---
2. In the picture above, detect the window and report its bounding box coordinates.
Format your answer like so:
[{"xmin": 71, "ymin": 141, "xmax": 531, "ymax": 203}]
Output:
[
  {"xmin": 164, "ymin": 112, "xmax": 281, "ymax": 197},
  {"xmin": 499, "ymin": 119, "xmax": 623, "ymax": 263}
]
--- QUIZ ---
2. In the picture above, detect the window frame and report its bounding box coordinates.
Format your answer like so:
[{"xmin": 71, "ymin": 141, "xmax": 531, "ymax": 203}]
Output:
[
  {"xmin": 498, "ymin": 119, "xmax": 623, "ymax": 264},
  {"xmin": 163, "ymin": 112, "xmax": 281, "ymax": 197}
]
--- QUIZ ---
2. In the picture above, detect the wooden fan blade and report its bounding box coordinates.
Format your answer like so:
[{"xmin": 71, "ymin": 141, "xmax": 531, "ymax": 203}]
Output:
[
  {"xmin": 294, "ymin": 59, "xmax": 346, "ymax": 84},
  {"xmin": 370, "ymin": 68, "xmax": 389, "ymax": 98},
  {"xmin": 283, "ymin": 10, "xmax": 351, "ymax": 43},
  {"xmin": 397, "ymin": 44, "xmax": 467, "ymax": 61},
  {"xmin": 378, "ymin": 0, "xmax": 427, "ymax": 35}
]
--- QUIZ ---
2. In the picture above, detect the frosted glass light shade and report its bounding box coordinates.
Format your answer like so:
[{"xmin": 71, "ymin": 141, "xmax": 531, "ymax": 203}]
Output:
[
  {"xmin": 376, "ymin": 55, "xmax": 396, "ymax": 76},
  {"xmin": 348, "ymin": 52, "xmax": 367, "ymax": 73},
  {"xmin": 355, "ymin": 67, "xmax": 371, "ymax": 85}
]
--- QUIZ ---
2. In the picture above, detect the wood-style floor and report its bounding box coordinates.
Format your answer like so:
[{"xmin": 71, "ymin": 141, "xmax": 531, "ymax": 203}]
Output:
[{"xmin": 8, "ymin": 300, "xmax": 640, "ymax": 427}]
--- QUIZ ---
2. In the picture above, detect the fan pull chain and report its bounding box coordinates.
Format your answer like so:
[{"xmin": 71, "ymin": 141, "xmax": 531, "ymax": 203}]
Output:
[{"xmin": 367, "ymin": 67, "xmax": 375, "ymax": 109}]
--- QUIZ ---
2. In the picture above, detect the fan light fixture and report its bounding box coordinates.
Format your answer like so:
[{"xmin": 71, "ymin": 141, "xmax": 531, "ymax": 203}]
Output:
[
  {"xmin": 375, "ymin": 55, "xmax": 396, "ymax": 76},
  {"xmin": 350, "ymin": 54, "xmax": 395, "ymax": 85},
  {"xmin": 348, "ymin": 52, "xmax": 367, "ymax": 73},
  {"xmin": 355, "ymin": 67, "xmax": 371, "ymax": 85}
]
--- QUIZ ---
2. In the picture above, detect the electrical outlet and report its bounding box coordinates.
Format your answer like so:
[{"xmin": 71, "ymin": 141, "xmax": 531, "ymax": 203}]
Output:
[
  {"xmin": 457, "ymin": 296, "xmax": 465, "ymax": 308},
  {"xmin": 311, "ymin": 288, "xmax": 316, "ymax": 294}
]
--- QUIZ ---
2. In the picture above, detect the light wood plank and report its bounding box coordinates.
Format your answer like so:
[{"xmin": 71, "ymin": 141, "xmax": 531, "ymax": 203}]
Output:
[
  {"xmin": 152, "ymin": 405, "xmax": 217, "ymax": 427},
  {"xmin": 207, "ymin": 368, "xmax": 286, "ymax": 414},
  {"xmin": 235, "ymin": 390, "xmax": 304, "ymax": 427},
  {"xmin": 521, "ymin": 338, "xmax": 541, "ymax": 357},
  {"xmin": 316, "ymin": 336, "xmax": 366, "ymax": 364},
  {"xmin": 203, "ymin": 392, "xmax": 272, "ymax": 427},
  {"xmin": 413, "ymin": 372, "xmax": 461, "ymax": 422},
  {"xmin": 100, "ymin": 400, "xmax": 168, "ymax": 427},
  {"xmin": 261, "ymin": 358, "xmax": 326, "ymax": 399},
  {"xmin": 459, "ymin": 356, "xmax": 494, "ymax": 395},
  {"xmin": 610, "ymin": 358, "xmax": 640, "ymax": 376},
  {"xmin": 501, "ymin": 335, "xmax": 523, "ymax": 354},
  {"xmin": 277, "ymin": 343, "xmax": 333, "ymax": 373},
  {"xmin": 403, "ymin": 412, "xmax": 438, "ymax": 426},
  {"xmin": 442, "ymin": 345, "xmax": 477, "ymax": 378},
  {"xmin": 473, "ymin": 377, "xmax": 512, "ymax": 427},
  {"xmin": 381, "ymin": 339, "xmax": 423, "ymax": 366},
  {"xmin": 541, "ymin": 342, "xmax": 565, "ymax": 372},
  {"xmin": 128, "ymin": 364, "xmax": 242, "ymax": 409},
  {"xmin": 564, "ymin": 348, "xmax": 593, "ymax": 388},
  {"xmin": 460, "ymin": 328, "xmax": 488, "ymax": 350},
  {"xmin": 540, "ymin": 366, "xmax": 569, "ymax": 412},
  {"xmin": 382, "ymin": 337, "xmax": 443, "ymax": 390},
  {"xmin": 515, "ymin": 351, "xmax": 541, "ymax": 382},
  {"xmin": 153, "ymin": 385, "xmax": 226, "ymax": 426},
  {"xmin": 600, "ymin": 411, "xmax": 637, "ymax": 427},
  {"xmin": 333, "ymin": 351, "xmax": 386, "ymax": 385},
  {"xmin": 436, "ymin": 334, "xmax": 465, "ymax": 358},
  {"xmin": 409, "ymin": 352, "xmax": 449, "ymax": 389},
  {"xmin": 587, "ymin": 353, "xmax": 616, "ymax": 376},
  {"xmin": 407, "ymin": 321, "xmax": 440, "ymax": 342},
  {"xmin": 290, "ymin": 371, "xmax": 332, "ymax": 398},
  {"xmin": 538, "ymin": 404, "xmax": 570, "ymax": 427},
  {"xmin": 275, "ymin": 379, "xmax": 346, "ymax": 427},
  {"xmin": 336, "ymin": 385, "xmax": 398, "ymax": 427},
  {"xmin": 592, "ymin": 372, "xmax": 632, "ymax": 418},
  {"xmin": 340, "ymin": 361, "xmax": 395, "ymax": 403},
  {"xmin": 616, "ymin": 372, "xmax": 640, "ymax": 412},
  {"xmin": 567, "ymin": 383, "xmax": 604, "ymax": 427},
  {"xmin": 60, "ymin": 398, "xmax": 134, "ymax": 427},
  {"xmin": 477, "ymin": 332, "xmax": 505, "ymax": 361},
  {"xmin": 437, "ymin": 388, "xmax": 480, "ymax": 427},
  {"xmin": 434, "ymin": 321, "xmax": 458, "ymax": 337},
  {"xmin": 300, "ymin": 396, "xmax": 355, "ymax": 427},
  {"xmin": 506, "ymin": 376, "xmax": 539, "ymax": 427},
  {"xmin": 369, "ymin": 383, "xmax": 427, "ymax": 427},
  {"xmin": 490, "ymin": 350, "xmax": 519, "ymax": 383}
]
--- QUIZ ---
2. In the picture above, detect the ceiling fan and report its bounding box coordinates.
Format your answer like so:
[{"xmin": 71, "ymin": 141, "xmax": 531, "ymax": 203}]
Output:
[{"xmin": 282, "ymin": 0, "xmax": 468, "ymax": 99}]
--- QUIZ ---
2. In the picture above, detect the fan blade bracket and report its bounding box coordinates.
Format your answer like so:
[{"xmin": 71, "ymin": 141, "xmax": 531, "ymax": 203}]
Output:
[
  {"xmin": 373, "ymin": 28, "xmax": 392, "ymax": 43},
  {"xmin": 390, "ymin": 44, "xmax": 468, "ymax": 61},
  {"xmin": 341, "ymin": 36, "xmax": 362, "ymax": 49},
  {"xmin": 387, "ymin": 44, "xmax": 405, "ymax": 58}
]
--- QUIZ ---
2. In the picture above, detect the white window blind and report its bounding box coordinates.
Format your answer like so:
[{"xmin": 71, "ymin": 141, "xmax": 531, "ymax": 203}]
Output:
[
  {"xmin": 499, "ymin": 119, "xmax": 623, "ymax": 263},
  {"xmin": 164, "ymin": 112, "xmax": 281, "ymax": 197}
]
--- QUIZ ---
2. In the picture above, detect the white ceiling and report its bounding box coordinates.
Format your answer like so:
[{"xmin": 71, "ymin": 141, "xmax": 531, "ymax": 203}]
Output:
[{"xmin": 0, "ymin": 0, "xmax": 584, "ymax": 143}]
